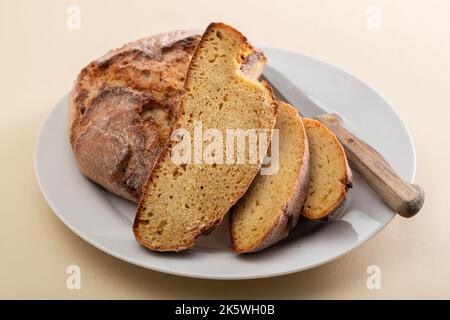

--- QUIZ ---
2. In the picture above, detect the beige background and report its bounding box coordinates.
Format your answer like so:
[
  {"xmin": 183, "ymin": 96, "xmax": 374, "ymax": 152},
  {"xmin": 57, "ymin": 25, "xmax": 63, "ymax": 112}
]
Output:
[{"xmin": 1, "ymin": 0, "xmax": 449, "ymax": 299}]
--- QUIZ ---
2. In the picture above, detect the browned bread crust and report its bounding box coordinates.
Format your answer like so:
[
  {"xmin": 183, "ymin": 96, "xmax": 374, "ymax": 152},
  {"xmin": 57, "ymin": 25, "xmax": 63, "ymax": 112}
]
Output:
[{"xmin": 68, "ymin": 30, "xmax": 266, "ymax": 202}]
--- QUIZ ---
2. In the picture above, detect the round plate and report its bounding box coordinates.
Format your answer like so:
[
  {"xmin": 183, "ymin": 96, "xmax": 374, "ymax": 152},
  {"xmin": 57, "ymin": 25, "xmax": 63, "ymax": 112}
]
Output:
[{"xmin": 35, "ymin": 48, "xmax": 416, "ymax": 279}]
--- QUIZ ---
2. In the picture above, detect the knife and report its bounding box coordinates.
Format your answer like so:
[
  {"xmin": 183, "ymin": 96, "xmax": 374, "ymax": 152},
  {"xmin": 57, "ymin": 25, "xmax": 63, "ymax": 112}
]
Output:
[{"xmin": 260, "ymin": 67, "xmax": 424, "ymax": 218}]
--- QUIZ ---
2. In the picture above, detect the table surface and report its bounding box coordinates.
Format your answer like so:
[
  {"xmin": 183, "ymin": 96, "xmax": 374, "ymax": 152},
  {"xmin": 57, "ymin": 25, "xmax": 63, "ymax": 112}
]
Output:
[{"xmin": 1, "ymin": 0, "xmax": 449, "ymax": 299}]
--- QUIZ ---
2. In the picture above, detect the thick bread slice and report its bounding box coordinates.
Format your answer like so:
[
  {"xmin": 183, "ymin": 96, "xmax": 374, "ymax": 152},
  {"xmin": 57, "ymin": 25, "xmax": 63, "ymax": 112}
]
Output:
[
  {"xmin": 302, "ymin": 118, "xmax": 353, "ymax": 221},
  {"xmin": 67, "ymin": 30, "xmax": 266, "ymax": 202},
  {"xmin": 133, "ymin": 23, "xmax": 279, "ymax": 251},
  {"xmin": 231, "ymin": 102, "xmax": 310, "ymax": 253}
]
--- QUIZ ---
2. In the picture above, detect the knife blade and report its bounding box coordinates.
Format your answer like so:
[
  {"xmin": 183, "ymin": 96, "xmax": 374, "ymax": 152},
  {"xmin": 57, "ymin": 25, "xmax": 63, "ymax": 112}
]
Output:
[{"xmin": 260, "ymin": 66, "xmax": 325, "ymax": 118}]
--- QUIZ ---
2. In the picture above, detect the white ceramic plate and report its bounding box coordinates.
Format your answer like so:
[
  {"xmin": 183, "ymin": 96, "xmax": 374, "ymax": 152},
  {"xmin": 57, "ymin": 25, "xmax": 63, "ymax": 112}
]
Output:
[{"xmin": 35, "ymin": 48, "xmax": 416, "ymax": 280}]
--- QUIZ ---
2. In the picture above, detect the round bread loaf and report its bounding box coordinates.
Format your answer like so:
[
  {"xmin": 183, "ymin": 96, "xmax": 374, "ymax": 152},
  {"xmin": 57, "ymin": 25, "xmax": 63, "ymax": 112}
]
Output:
[{"xmin": 68, "ymin": 30, "xmax": 266, "ymax": 202}]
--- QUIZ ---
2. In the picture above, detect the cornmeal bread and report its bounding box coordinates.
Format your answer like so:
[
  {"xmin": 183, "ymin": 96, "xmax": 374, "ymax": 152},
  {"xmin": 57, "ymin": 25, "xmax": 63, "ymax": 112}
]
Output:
[
  {"xmin": 68, "ymin": 30, "xmax": 266, "ymax": 202},
  {"xmin": 302, "ymin": 118, "xmax": 353, "ymax": 221},
  {"xmin": 231, "ymin": 102, "xmax": 310, "ymax": 253},
  {"xmin": 133, "ymin": 23, "xmax": 278, "ymax": 251}
]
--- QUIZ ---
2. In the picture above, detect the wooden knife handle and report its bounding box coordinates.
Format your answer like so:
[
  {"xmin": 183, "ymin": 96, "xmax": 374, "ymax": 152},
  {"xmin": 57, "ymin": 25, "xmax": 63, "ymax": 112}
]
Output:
[{"xmin": 315, "ymin": 113, "xmax": 424, "ymax": 218}]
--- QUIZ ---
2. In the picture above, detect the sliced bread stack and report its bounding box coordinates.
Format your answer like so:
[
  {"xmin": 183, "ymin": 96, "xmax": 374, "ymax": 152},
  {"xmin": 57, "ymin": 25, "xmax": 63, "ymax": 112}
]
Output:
[
  {"xmin": 131, "ymin": 23, "xmax": 352, "ymax": 253},
  {"xmin": 230, "ymin": 113, "xmax": 353, "ymax": 252},
  {"xmin": 133, "ymin": 23, "xmax": 278, "ymax": 251}
]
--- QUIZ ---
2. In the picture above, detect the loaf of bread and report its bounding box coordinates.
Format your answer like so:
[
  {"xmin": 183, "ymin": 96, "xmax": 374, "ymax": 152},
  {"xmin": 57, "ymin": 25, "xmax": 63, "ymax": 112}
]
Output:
[
  {"xmin": 133, "ymin": 23, "xmax": 279, "ymax": 251},
  {"xmin": 67, "ymin": 30, "xmax": 266, "ymax": 202},
  {"xmin": 230, "ymin": 102, "xmax": 310, "ymax": 253},
  {"xmin": 302, "ymin": 118, "xmax": 353, "ymax": 221}
]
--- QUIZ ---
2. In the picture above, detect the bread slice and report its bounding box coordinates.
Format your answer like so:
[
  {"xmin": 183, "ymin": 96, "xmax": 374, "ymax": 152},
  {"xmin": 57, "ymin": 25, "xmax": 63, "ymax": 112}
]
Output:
[
  {"xmin": 133, "ymin": 23, "xmax": 278, "ymax": 251},
  {"xmin": 302, "ymin": 118, "xmax": 353, "ymax": 221},
  {"xmin": 230, "ymin": 102, "xmax": 310, "ymax": 253}
]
